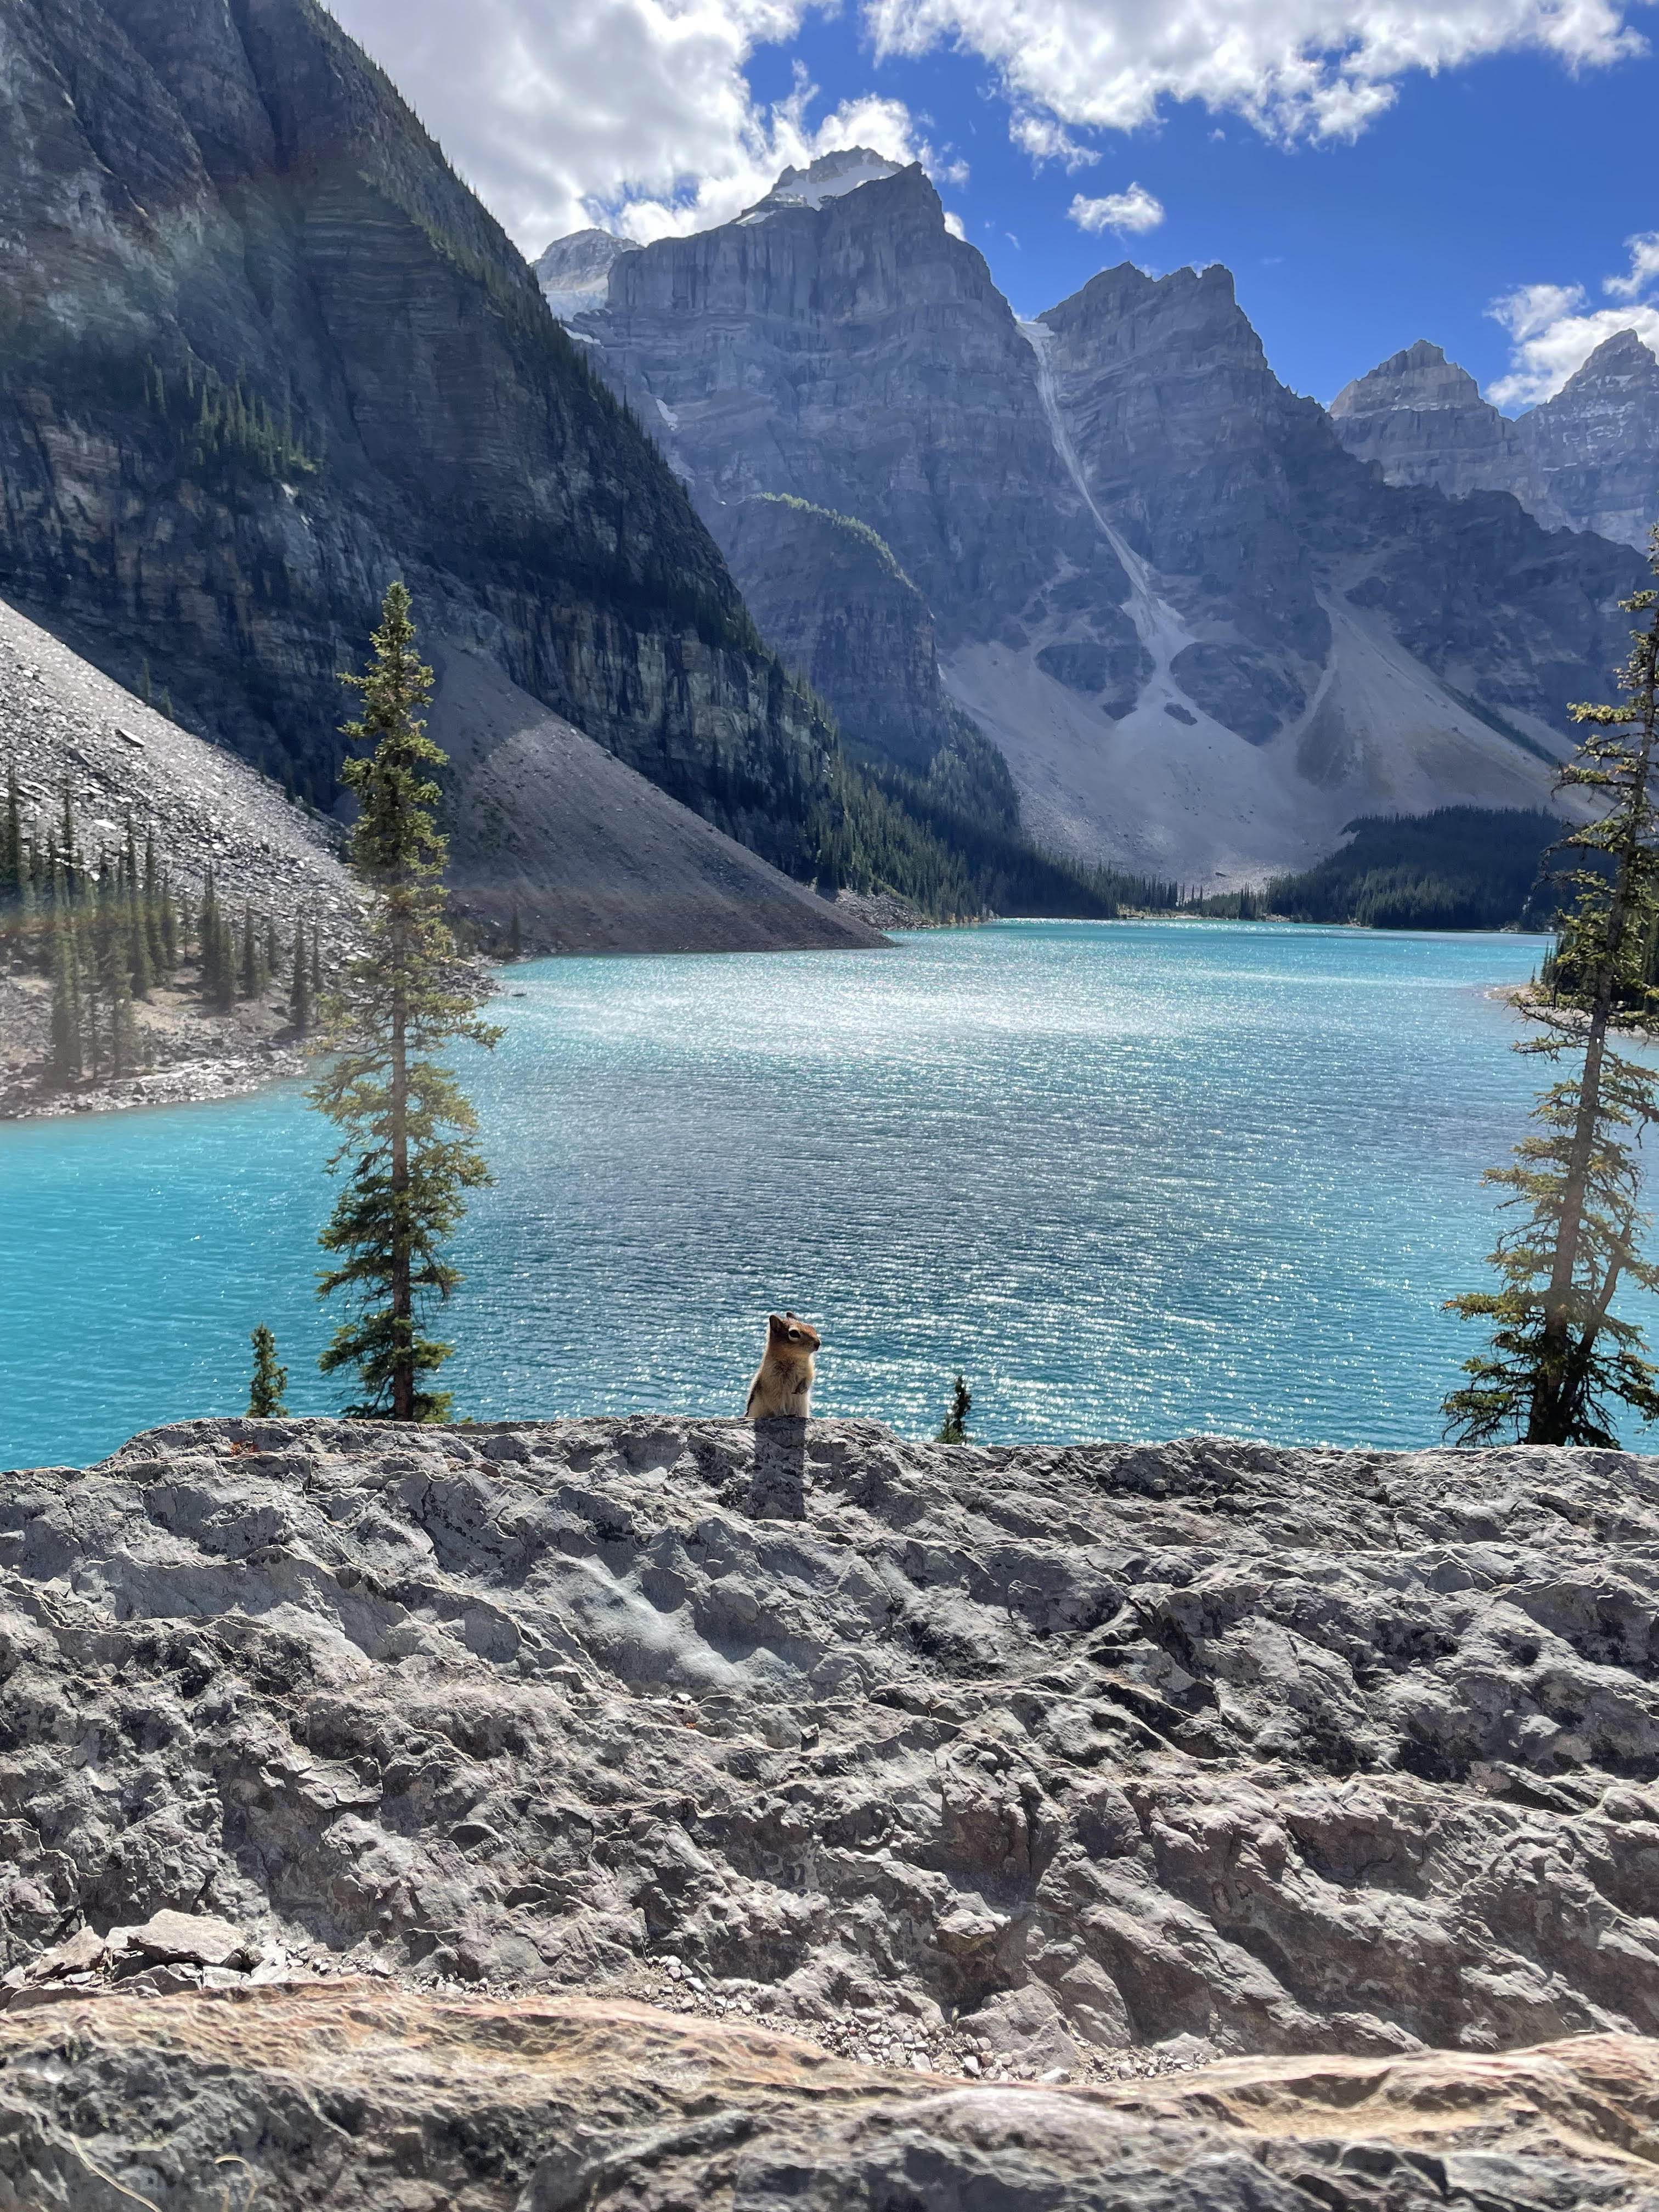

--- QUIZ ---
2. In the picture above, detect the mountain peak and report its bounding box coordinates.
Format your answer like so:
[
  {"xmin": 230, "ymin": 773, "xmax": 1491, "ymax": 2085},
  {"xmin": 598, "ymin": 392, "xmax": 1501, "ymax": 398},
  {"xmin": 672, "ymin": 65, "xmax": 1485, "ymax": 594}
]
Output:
[
  {"xmin": 1329, "ymin": 340, "xmax": 1482, "ymax": 420},
  {"xmin": 534, "ymin": 228, "xmax": 639, "ymax": 316},
  {"xmin": 1557, "ymin": 327, "xmax": 1659, "ymax": 394},
  {"xmin": 743, "ymin": 148, "xmax": 910, "ymax": 217}
]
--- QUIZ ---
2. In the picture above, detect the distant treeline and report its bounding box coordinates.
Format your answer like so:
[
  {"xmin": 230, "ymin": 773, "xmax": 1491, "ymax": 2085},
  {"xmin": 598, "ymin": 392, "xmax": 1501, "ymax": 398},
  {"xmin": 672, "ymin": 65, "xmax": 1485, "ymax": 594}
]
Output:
[
  {"xmin": 1185, "ymin": 808, "xmax": 1565, "ymax": 932},
  {"xmin": 834, "ymin": 712, "xmax": 1180, "ymax": 921},
  {"xmin": 2, "ymin": 765, "xmax": 322, "ymax": 1084}
]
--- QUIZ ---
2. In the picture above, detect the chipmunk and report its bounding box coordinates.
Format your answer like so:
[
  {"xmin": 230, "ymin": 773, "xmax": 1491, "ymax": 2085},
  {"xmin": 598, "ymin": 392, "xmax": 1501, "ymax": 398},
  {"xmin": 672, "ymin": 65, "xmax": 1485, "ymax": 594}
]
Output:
[{"xmin": 746, "ymin": 1311, "xmax": 820, "ymax": 1420}]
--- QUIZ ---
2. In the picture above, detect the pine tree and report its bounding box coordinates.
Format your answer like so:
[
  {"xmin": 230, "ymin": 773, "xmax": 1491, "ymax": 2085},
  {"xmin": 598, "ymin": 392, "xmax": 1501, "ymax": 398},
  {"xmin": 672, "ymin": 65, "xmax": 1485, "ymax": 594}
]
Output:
[
  {"xmin": 265, "ymin": 914, "xmax": 281, "ymax": 988},
  {"xmin": 289, "ymin": 920, "xmax": 312, "ymax": 1037},
  {"xmin": 937, "ymin": 1374, "xmax": 973, "ymax": 1444},
  {"xmin": 125, "ymin": 822, "xmax": 152, "ymax": 999},
  {"xmin": 309, "ymin": 928, "xmax": 321, "ymax": 1000},
  {"xmin": 240, "ymin": 905, "xmax": 259, "ymax": 998},
  {"xmin": 142, "ymin": 831, "xmax": 163, "ymax": 972},
  {"xmin": 98, "ymin": 866, "xmax": 138, "ymax": 1077},
  {"xmin": 1447, "ymin": 536, "xmax": 1659, "ymax": 1445},
  {"xmin": 160, "ymin": 872, "xmax": 179, "ymax": 973},
  {"xmin": 507, "ymin": 906, "xmax": 522, "ymax": 958},
  {"xmin": 248, "ymin": 1324, "xmax": 289, "ymax": 1417},
  {"xmin": 1, "ymin": 761, "xmax": 20, "ymax": 969},
  {"xmin": 311, "ymin": 583, "xmax": 501, "ymax": 1423},
  {"xmin": 48, "ymin": 877, "xmax": 80, "ymax": 1085},
  {"xmin": 1, "ymin": 763, "xmax": 20, "ymax": 901}
]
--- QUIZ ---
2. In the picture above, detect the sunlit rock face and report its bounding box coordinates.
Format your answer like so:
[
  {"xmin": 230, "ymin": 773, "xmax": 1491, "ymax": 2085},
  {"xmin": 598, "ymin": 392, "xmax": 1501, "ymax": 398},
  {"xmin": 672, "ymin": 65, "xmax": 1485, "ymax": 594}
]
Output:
[
  {"xmin": 1513, "ymin": 331, "xmax": 1659, "ymax": 552},
  {"xmin": 0, "ymin": 0, "xmax": 839, "ymax": 874},
  {"xmin": 1332, "ymin": 332, "xmax": 1659, "ymax": 553},
  {"xmin": 548, "ymin": 163, "xmax": 1641, "ymax": 882},
  {"xmin": 9, "ymin": 1414, "xmax": 1659, "ymax": 2074}
]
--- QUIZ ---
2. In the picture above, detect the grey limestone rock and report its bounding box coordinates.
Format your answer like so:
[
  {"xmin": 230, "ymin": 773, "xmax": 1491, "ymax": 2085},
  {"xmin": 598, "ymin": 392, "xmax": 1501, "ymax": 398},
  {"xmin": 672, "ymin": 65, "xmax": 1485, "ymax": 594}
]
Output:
[
  {"xmin": 4, "ymin": 1415, "xmax": 1659, "ymax": 2071},
  {"xmin": 1332, "ymin": 331, "xmax": 1659, "ymax": 554}
]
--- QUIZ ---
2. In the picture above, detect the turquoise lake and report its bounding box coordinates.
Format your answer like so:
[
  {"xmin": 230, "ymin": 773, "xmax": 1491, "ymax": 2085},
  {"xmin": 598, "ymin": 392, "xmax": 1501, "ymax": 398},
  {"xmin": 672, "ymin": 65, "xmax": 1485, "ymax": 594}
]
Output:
[{"xmin": 0, "ymin": 918, "xmax": 1601, "ymax": 1470}]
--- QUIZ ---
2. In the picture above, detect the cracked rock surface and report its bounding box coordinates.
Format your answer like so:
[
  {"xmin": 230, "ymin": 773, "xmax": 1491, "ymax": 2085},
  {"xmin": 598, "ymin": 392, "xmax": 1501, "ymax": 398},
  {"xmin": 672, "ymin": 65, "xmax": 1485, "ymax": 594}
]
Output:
[
  {"xmin": 5, "ymin": 1417, "xmax": 1659, "ymax": 2087},
  {"xmin": 5, "ymin": 1994, "xmax": 1659, "ymax": 2209}
]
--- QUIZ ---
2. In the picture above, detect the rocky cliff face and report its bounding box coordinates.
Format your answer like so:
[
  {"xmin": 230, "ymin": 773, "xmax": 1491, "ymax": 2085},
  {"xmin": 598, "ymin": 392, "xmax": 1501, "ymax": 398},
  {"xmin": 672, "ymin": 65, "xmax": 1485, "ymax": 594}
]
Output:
[
  {"xmin": 1514, "ymin": 331, "xmax": 1659, "ymax": 552},
  {"xmin": 1333, "ymin": 332, "xmax": 1659, "ymax": 554},
  {"xmin": 585, "ymin": 162, "xmax": 1116, "ymax": 651},
  {"xmin": 0, "ymin": 0, "xmax": 840, "ymax": 878},
  {"xmin": 709, "ymin": 496, "xmax": 955, "ymax": 773},
  {"xmin": 555, "ymin": 171, "xmax": 1641, "ymax": 884},
  {"xmin": 1329, "ymin": 341, "xmax": 1548, "ymax": 510}
]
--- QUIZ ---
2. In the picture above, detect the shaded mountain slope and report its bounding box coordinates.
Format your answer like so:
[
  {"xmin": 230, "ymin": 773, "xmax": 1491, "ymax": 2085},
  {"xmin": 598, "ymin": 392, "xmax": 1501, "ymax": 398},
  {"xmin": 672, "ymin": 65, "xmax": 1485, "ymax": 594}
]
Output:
[
  {"xmin": 428, "ymin": 646, "xmax": 884, "ymax": 955},
  {"xmin": 0, "ymin": 0, "xmax": 847, "ymax": 883}
]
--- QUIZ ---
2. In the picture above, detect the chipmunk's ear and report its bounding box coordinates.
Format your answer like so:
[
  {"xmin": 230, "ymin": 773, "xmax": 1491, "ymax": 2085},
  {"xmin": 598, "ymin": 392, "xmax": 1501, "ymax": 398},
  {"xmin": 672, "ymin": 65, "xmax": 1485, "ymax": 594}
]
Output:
[{"xmin": 768, "ymin": 1311, "xmax": 786, "ymax": 1331}]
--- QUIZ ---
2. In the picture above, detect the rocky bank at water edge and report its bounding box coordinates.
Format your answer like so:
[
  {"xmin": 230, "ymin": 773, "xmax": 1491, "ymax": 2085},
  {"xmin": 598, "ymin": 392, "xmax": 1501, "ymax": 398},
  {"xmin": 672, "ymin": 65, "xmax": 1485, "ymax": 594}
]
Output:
[{"xmin": 5, "ymin": 1415, "xmax": 1659, "ymax": 2204}]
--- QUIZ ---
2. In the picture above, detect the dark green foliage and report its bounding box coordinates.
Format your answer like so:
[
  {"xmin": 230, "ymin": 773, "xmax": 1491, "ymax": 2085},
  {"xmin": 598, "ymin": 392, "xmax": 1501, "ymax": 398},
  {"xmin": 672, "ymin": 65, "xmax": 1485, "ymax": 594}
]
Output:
[
  {"xmin": 240, "ymin": 906, "xmax": 261, "ymax": 999},
  {"xmin": 312, "ymin": 584, "xmax": 501, "ymax": 1423},
  {"xmin": 1446, "ymin": 545, "xmax": 1659, "ymax": 1446},
  {"xmin": 48, "ymin": 880, "xmax": 79, "ymax": 1085},
  {"xmin": 140, "ymin": 354, "xmax": 318, "ymax": 489},
  {"xmin": 162, "ymin": 879, "xmax": 182, "ymax": 972},
  {"xmin": 1186, "ymin": 888, "xmax": 1267, "ymax": 920},
  {"xmin": 507, "ymin": 907, "xmax": 522, "ymax": 958},
  {"xmin": 97, "ymin": 866, "xmax": 137, "ymax": 1077},
  {"xmin": 835, "ymin": 709, "xmax": 1175, "ymax": 920},
  {"xmin": 937, "ymin": 1375, "xmax": 973, "ymax": 1444},
  {"xmin": 289, "ymin": 922, "xmax": 312, "ymax": 1037},
  {"xmin": 1263, "ymin": 809, "xmax": 1562, "ymax": 931},
  {"xmin": 248, "ymin": 1324, "xmax": 289, "ymax": 1418}
]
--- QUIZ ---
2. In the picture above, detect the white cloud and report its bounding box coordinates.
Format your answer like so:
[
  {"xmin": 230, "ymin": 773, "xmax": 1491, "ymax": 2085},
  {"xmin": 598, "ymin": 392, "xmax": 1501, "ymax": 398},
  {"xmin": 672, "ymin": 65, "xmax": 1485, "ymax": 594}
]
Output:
[
  {"xmin": 1606, "ymin": 232, "xmax": 1659, "ymax": 300},
  {"xmin": 1010, "ymin": 112, "xmax": 1101, "ymax": 169},
  {"xmin": 943, "ymin": 208, "xmax": 967, "ymax": 238},
  {"xmin": 1069, "ymin": 183, "xmax": 1165, "ymax": 234},
  {"xmin": 1488, "ymin": 235, "xmax": 1659, "ymax": 408},
  {"xmin": 323, "ymin": 0, "xmax": 1652, "ymax": 258},
  {"xmin": 326, "ymin": 0, "xmax": 935, "ymax": 249},
  {"xmin": 865, "ymin": 0, "xmax": 1646, "ymax": 145}
]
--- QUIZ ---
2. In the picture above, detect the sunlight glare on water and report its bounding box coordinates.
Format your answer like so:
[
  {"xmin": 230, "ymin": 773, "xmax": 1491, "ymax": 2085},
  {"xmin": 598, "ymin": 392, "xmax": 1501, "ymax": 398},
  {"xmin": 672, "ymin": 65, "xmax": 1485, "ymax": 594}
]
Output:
[{"xmin": 0, "ymin": 919, "xmax": 1589, "ymax": 1468}]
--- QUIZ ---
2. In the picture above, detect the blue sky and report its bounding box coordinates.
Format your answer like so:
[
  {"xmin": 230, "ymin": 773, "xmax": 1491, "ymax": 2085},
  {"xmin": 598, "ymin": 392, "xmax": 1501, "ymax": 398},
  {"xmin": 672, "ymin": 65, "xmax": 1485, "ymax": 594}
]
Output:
[{"xmin": 329, "ymin": 0, "xmax": 1659, "ymax": 410}]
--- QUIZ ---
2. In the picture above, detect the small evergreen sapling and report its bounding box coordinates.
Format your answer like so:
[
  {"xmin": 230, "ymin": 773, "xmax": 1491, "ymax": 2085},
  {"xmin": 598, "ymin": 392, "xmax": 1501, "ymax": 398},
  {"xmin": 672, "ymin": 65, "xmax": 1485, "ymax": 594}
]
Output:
[
  {"xmin": 248, "ymin": 1324, "xmax": 289, "ymax": 1417},
  {"xmin": 937, "ymin": 1374, "xmax": 973, "ymax": 1443},
  {"xmin": 311, "ymin": 583, "xmax": 501, "ymax": 1422}
]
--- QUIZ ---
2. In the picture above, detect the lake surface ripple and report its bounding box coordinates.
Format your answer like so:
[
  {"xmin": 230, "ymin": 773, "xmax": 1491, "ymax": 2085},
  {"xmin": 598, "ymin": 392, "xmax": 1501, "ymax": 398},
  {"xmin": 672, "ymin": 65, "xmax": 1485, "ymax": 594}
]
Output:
[{"xmin": 1, "ymin": 919, "xmax": 1570, "ymax": 1466}]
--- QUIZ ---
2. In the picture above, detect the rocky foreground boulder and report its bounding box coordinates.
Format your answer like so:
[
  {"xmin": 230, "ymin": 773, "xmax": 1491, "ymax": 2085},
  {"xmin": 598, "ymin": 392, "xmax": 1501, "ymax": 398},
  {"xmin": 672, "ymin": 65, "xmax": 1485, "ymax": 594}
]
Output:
[{"xmin": 4, "ymin": 1415, "xmax": 1659, "ymax": 2202}]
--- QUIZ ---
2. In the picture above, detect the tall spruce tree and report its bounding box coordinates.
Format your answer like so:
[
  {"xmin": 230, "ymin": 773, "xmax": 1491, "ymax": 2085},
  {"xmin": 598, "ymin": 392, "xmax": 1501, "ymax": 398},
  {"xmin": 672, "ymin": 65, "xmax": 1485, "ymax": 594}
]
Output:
[
  {"xmin": 311, "ymin": 583, "xmax": 501, "ymax": 1422},
  {"xmin": 48, "ymin": 873, "xmax": 80, "ymax": 1085},
  {"xmin": 289, "ymin": 920, "xmax": 312, "ymax": 1037},
  {"xmin": 240, "ymin": 905, "xmax": 260, "ymax": 999},
  {"xmin": 125, "ymin": 822, "xmax": 152, "ymax": 1000},
  {"xmin": 1446, "ymin": 537, "xmax": 1659, "ymax": 1445}
]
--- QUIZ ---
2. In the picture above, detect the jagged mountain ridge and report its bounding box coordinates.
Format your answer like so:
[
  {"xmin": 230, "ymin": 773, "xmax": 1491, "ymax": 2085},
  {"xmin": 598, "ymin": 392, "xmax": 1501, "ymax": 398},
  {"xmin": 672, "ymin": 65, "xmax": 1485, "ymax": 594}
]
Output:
[
  {"xmin": 0, "ymin": 0, "xmax": 868, "ymax": 910},
  {"xmin": 550, "ymin": 165, "xmax": 1641, "ymax": 885},
  {"xmin": 1332, "ymin": 333, "xmax": 1659, "ymax": 554}
]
